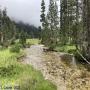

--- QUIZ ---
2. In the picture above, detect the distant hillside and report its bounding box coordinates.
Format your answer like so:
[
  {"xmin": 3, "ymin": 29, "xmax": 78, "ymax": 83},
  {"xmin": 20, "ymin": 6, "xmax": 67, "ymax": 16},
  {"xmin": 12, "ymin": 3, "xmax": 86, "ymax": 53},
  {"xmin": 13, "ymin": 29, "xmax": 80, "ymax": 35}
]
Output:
[{"xmin": 15, "ymin": 21, "xmax": 41, "ymax": 38}]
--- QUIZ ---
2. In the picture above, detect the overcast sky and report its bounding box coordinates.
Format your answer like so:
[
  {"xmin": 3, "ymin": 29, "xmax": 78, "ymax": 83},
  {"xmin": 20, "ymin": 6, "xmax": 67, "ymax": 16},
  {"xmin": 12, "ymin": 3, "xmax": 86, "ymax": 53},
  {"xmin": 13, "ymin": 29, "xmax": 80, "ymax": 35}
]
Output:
[{"xmin": 0, "ymin": 0, "xmax": 49, "ymax": 27}]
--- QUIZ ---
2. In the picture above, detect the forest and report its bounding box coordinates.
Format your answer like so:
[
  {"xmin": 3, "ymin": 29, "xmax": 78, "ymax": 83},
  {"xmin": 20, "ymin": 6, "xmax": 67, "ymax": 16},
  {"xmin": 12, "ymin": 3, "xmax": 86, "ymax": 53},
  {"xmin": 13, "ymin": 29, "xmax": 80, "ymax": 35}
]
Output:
[
  {"xmin": 0, "ymin": 8, "xmax": 40, "ymax": 47},
  {"xmin": 40, "ymin": 0, "xmax": 90, "ymax": 63},
  {"xmin": 0, "ymin": 0, "xmax": 90, "ymax": 90}
]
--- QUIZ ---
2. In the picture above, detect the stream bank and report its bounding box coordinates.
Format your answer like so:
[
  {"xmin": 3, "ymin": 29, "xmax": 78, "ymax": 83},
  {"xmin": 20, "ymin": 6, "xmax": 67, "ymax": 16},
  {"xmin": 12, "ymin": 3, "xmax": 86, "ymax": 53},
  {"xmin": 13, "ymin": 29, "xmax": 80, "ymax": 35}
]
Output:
[{"xmin": 23, "ymin": 45, "xmax": 90, "ymax": 90}]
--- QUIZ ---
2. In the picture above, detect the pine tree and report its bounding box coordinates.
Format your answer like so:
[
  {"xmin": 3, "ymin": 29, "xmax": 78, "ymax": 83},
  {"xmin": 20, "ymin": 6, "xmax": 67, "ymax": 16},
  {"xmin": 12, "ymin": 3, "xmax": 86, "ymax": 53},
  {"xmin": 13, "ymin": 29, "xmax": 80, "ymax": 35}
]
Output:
[
  {"xmin": 19, "ymin": 31, "xmax": 27, "ymax": 47},
  {"xmin": 46, "ymin": 0, "xmax": 59, "ymax": 49},
  {"xmin": 40, "ymin": 0, "xmax": 45, "ymax": 27},
  {"xmin": 60, "ymin": 0, "xmax": 68, "ymax": 45},
  {"xmin": 40, "ymin": 0, "xmax": 46, "ymax": 43},
  {"xmin": 0, "ymin": 8, "xmax": 2, "ymax": 44},
  {"xmin": 82, "ymin": 0, "xmax": 90, "ymax": 59},
  {"xmin": 60, "ymin": 0, "xmax": 82, "ymax": 46},
  {"xmin": 2, "ymin": 9, "xmax": 12, "ymax": 46},
  {"xmin": 0, "ymin": 8, "xmax": 17, "ymax": 46},
  {"xmin": 54, "ymin": 1, "xmax": 59, "ymax": 44},
  {"xmin": 42, "ymin": 16, "xmax": 49, "ymax": 45},
  {"xmin": 0, "ymin": 8, "xmax": 2, "ymax": 28}
]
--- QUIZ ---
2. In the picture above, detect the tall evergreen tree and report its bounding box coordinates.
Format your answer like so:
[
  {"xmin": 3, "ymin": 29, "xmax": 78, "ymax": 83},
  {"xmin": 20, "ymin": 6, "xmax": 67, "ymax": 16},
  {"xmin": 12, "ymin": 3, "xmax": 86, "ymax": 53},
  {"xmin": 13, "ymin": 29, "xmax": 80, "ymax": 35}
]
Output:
[
  {"xmin": 60, "ymin": 0, "xmax": 68, "ymax": 45},
  {"xmin": 0, "ymin": 8, "xmax": 2, "ymax": 44},
  {"xmin": 82, "ymin": 0, "xmax": 90, "ymax": 59},
  {"xmin": 40, "ymin": 0, "xmax": 46, "ymax": 43},
  {"xmin": 0, "ymin": 8, "xmax": 17, "ymax": 46},
  {"xmin": 40, "ymin": 0, "xmax": 45, "ymax": 27},
  {"xmin": 46, "ymin": 0, "xmax": 59, "ymax": 49}
]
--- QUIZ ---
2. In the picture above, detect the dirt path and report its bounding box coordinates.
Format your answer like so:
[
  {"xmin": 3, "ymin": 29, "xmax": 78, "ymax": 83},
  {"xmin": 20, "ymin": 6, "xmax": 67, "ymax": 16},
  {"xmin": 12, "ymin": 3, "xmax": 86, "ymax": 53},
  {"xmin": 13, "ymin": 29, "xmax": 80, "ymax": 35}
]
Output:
[
  {"xmin": 24, "ymin": 45, "xmax": 66, "ymax": 90},
  {"xmin": 23, "ymin": 45, "xmax": 90, "ymax": 90}
]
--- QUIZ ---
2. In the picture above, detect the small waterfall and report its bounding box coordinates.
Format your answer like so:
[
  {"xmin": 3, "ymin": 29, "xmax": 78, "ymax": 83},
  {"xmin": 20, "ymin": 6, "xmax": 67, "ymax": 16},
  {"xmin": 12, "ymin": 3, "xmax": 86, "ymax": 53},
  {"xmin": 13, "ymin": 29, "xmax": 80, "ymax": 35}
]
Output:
[{"xmin": 71, "ymin": 55, "xmax": 77, "ymax": 68}]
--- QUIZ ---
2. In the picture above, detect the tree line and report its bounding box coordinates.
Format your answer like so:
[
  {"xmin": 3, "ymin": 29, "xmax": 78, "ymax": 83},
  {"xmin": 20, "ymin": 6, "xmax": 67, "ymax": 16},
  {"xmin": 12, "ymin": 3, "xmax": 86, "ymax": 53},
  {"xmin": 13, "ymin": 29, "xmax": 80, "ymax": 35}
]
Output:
[
  {"xmin": 0, "ymin": 8, "xmax": 41, "ymax": 47},
  {"xmin": 40, "ymin": 0, "xmax": 90, "ymax": 61}
]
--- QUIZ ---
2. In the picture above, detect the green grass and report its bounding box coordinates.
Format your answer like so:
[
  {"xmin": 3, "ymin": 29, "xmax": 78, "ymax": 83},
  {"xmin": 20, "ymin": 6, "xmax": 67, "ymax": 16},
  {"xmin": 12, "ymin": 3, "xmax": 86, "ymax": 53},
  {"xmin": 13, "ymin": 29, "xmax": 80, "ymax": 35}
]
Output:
[
  {"xmin": 0, "ymin": 48, "xmax": 56, "ymax": 90},
  {"xmin": 0, "ymin": 49, "xmax": 24, "ymax": 79},
  {"xmin": 54, "ymin": 44, "xmax": 76, "ymax": 53},
  {"xmin": 26, "ymin": 39, "xmax": 41, "ymax": 45},
  {"xmin": 15, "ymin": 39, "xmax": 41, "ymax": 45},
  {"xmin": 15, "ymin": 39, "xmax": 41, "ymax": 48}
]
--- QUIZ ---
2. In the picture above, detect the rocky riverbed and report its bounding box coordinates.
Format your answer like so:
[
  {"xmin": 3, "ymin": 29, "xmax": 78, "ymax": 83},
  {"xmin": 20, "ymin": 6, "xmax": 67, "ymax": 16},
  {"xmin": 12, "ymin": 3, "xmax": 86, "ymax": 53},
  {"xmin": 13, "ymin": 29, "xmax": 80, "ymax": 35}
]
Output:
[{"xmin": 23, "ymin": 45, "xmax": 90, "ymax": 90}]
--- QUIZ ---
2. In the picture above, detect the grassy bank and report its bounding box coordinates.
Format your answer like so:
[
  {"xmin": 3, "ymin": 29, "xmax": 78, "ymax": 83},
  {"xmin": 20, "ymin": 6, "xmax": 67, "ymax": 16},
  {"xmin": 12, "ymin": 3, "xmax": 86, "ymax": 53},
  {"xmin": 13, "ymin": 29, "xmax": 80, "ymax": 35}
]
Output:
[
  {"xmin": 54, "ymin": 44, "xmax": 76, "ymax": 53},
  {"xmin": 0, "ymin": 39, "xmax": 56, "ymax": 90},
  {"xmin": 26, "ymin": 39, "xmax": 41, "ymax": 45}
]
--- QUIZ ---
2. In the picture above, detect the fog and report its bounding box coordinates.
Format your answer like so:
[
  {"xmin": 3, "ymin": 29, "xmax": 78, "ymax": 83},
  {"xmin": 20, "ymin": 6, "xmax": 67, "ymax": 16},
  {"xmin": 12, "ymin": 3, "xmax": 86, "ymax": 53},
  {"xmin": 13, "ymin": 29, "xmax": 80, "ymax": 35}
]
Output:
[{"xmin": 0, "ymin": 0, "xmax": 49, "ymax": 27}]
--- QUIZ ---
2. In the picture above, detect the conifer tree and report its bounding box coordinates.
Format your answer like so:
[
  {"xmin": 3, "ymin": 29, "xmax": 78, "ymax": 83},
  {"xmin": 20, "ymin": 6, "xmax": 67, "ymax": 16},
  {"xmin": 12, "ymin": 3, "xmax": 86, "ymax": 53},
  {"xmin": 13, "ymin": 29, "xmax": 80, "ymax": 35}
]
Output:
[
  {"xmin": 46, "ymin": 0, "xmax": 59, "ymax": 49},
  {"xmin": 0, "ymin": 8, "xmax": 2, "ymax": 44},
  {"xmin": 40, "ymin": 0, "xmax": 46, "ymax": 43},
  {"xmin": 0, "ymin": 8, "xmax": 17, "ymax": 46},
  {"xmin": 19, "ymin": 31, "xmax": 27, "ymax": 47},
  {"xmin": 82, "ymin": 0, "xmax": 90, "ymax": 59},
  {"xmin": 40, "ymin": 0, "xmax": 45, "ymax": 27}
]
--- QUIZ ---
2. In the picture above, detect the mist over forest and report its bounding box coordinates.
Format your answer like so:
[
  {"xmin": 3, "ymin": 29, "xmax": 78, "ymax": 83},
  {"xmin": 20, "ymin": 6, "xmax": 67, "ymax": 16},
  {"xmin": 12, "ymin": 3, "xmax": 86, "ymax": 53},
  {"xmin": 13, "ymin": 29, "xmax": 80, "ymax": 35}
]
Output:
[{"xmin": 0, "ymin": 0, "xmax": 90, "ymax": 90}]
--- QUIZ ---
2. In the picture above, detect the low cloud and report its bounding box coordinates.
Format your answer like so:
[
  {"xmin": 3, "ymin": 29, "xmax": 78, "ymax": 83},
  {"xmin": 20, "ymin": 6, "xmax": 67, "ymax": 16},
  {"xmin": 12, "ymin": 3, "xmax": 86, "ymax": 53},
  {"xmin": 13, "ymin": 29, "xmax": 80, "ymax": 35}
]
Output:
[{"xmin": 0, "ymin": 0, "xmax": 49, "ymax": 27}]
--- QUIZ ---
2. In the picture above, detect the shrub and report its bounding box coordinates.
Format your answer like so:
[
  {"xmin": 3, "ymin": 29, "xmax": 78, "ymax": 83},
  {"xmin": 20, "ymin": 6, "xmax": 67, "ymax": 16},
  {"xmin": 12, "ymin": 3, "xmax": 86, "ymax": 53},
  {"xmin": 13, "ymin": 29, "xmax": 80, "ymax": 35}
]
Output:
[
  {"xmin": 10, "ymin": 39, "xmax": 15, "ymax": 45},
  {"xmin": 0, "ymin": 65, "xmax": 16, "ymax": 77},
  {"xmin": 25, "ymin": 43, "xmax": 31, "ymax": 48},
  {"xmin": 19, "ymin": 31, "xmax": 27, "ymax": 47},
  {"xmin": 49, "ymin": 44, "xmax": 56, "ymax": 51},
  {"xmin": 68, "ymin": 49, "xmax": 76, "ymax": 54},
  {"xmin": 9, "ymin": 44, "xmax": 21, "ymax": 53},
  {"xmin": 0, "ymin": 46, "xmax": 5, "ymax": 51}
]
